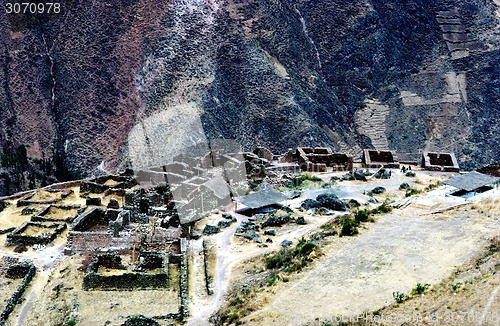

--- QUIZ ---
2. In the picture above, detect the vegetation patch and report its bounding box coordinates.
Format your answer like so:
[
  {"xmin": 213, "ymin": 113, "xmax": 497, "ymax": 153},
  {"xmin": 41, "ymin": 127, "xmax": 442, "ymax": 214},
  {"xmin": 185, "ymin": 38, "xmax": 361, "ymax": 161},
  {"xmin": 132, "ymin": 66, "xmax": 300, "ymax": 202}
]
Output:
[{"xmin": 265, "ymin": 237, "xmax": 320, "ymax": 272}]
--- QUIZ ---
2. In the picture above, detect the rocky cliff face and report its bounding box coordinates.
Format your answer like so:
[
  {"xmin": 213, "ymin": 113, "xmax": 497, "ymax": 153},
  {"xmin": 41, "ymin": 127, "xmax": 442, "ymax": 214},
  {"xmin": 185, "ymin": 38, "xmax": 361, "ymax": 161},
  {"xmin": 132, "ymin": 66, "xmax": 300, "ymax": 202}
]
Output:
[{"xmin": 0, "ymin": 0, "xmax": 499, "ymax": 195}]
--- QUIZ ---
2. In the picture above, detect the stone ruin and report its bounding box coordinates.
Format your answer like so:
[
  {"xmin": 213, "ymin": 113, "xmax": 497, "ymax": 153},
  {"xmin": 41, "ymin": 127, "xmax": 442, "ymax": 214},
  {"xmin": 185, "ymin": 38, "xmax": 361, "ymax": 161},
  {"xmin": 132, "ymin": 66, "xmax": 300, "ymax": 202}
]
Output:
[
  {"xmin": 16, "ymin": 188, "xmax": 73, "ymax": 207},
  {"xmin": 80, "ymin": 174, "xmax": 138, "ymax": 194},
  {"xmin": 421, "ymin": 152, "xmax": 459, "ymax": 172},
  {"xmin": 362, "ymin": 149, "xmax": 400, "ymax": 169},
  {"xmin": 6, "ymin": 221, "xmax": 66, "ymax": 246},
  {"xmin": 82, "ymin": 251, "xmax": 170, "ymax": 290},
  {"xmin": 296, "ymin": 147, "xmax": 353, "ymax": 172}
]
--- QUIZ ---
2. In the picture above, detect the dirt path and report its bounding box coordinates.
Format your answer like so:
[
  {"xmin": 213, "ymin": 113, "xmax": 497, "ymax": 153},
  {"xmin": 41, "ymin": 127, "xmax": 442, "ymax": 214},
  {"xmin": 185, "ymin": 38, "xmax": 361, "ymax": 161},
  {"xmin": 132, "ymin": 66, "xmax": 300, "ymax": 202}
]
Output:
[
  {"xmin": 245, "ymin": 203, "xmax": 500, "ymax": 325},
  {"xmin": 13, "ymin": 271, "xmax": 50, "ymax": 326},
  {"xmin": 187, "ymin": 213, "xmax": 245, "ymax": 326}
]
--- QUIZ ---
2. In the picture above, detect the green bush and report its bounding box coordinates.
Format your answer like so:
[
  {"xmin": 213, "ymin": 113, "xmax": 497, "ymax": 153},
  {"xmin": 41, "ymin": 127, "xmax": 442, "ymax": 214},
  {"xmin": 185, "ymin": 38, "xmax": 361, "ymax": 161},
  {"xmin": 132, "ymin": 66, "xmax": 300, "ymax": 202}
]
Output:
[
  {"xmin": 301, "ymin": 173, "xmax": 322, "ymax": 182},
  {"xmin": 267, "ymin": 277, "xmax": 277, "ymax": 286},
  {"xmin": 348, "ymin": 199, "xmax": 361, "ymax": 208},
  {"xmin": 341, "ymin": 219, "xmax": 359, "ymax": 236},
  {"xmin": 405, "ymin": 188, "xmax": 420, "ymax": 197},
  {"xmin": 354, "ymin": 209, "xmax": 369, "ymax": 222},
  {"xmin": 298, "ymin": 241, "xmax": 317, "ymax": 257},
  {"xmin": 265, "ymin": 248, "xmax": 293, "ymax": 269},
  {"xmin": 370, "ymin": 202, "xmax": 392, "ymax": 214},
  {"xmin": 412, "ymin": 283, "xmax": 430, "ymax": 295},
  {"xmin": 393, "ymin": 291, "xmax": 406, "ymax": 303}
]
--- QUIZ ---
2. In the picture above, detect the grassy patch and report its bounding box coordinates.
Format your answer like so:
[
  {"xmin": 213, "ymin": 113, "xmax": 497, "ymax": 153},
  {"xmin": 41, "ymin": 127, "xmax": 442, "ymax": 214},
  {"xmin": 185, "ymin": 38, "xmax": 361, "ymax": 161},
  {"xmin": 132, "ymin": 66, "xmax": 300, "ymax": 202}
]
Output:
[{"xmin": 265, "ymin": 238, "xmax": 320, "ymax": 272}]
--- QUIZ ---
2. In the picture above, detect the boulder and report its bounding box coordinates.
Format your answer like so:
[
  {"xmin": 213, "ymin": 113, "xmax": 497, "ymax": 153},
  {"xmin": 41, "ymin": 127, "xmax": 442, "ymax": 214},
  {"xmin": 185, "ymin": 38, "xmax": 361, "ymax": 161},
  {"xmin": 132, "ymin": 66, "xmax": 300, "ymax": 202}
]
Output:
[
  {"xmin": 317, "ymin": 207, "xmax": 334, "ymax": 215},
  {"xmin": 316, "ymin": 193, "xmax": 347, "ymax": 211},
  {"xmin": 353, "ymin": 169, "xmax": 367, "ymax": 181},
  {"xmin": 190, "ymin": 231, "xmax": 202, "ymax": 240},
  {"xmin": 296, "ymin": 216, "xmax": 307, "ymax": 225},
  {"xmin": 222, "ymin": 212, "xmax": 233, "ymax": 219},
  {"xmin": 373, "ymin": 168, "xmax": 389, "ymax": 179},
  {"xmin": 264, "ymin": 229, "xmax": 277, "ymax": 236},
  {"xmin": 244, "ymin": 230, "xmax": 261, "ymax": 242},
  {"xmin": 399, "ymin": 182, "xmax": 411, "ymax": 190},
  {"xmin": 262, "ymin": 214, "xmax": 291, "ymax": 227},
  {"xmin": 203, "ymin": 224, "xmax": 220, "ymax": 235},
  {"xmin": 281, "ymin": 239, "xmax": 292, "ymax": 247},
  {"xmin": 371, "ymin": 186, "xmax": 386, "ymax": 194},
  {"xmin": 301, "ymin": 199, "xmax": 321, "ymax": 210},
  {"xmin": 406, "ymin": 171, "xmax": 416, "ymax": 177},
  {"xmin": 342, "ymin": 173, "xmax": 354, "ymax": 181},
  {"xmin": 21, "ymin": 207, "xmax": 36, "ymax": 215},
  {"xmin": 217, "ymin": 218, "xmax": 236, "ymax": 229}
]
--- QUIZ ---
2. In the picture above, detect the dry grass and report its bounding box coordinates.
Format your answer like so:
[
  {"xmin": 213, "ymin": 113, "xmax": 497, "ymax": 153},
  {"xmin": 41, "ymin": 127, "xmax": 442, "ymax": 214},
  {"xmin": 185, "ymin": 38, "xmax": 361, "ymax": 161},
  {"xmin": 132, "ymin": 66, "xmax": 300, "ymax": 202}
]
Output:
[{"xmin": 22, "ymin": 224, "xmax": 58, "ymax": 236}]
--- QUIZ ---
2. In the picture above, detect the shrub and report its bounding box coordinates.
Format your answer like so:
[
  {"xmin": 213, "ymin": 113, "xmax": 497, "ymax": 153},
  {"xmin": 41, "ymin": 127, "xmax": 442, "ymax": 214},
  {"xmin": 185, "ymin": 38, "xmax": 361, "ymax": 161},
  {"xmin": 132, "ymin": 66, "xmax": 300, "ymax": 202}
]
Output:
[
  {"xmin": 393, "ymin": 291, "xmax": 406, "ymax": 303},
  {"xmin": 412, "ymin": 283, "xmax": 430, "ymax": 295},
  {"xmin": 405, "ymin": 188, "xmax": 420, "ymax": 197},
  {"xmin": 265, "ymin": 248, "xmax": 293, "ymax": 269},
  {"xmin": 355, "ymin": 209, "xmax": 369, "ymax": 222},
  {"xmin": 425, "ymin": 181, "xmax": 442, "ymax": 192},
  {"xmin": 301, "ymin": 173, "xmax": 322, "ymax": 182},
  {"xmin": 298, "ymin": 241, "xmax": 317, "ymax": 257},
  {"xmin": 370, "ymin": 202, "xmax": 392, "ymax": 214},
  {"xmin": 451, "ymin": 282, "xmax": 462, "ymax": 292},
  {"xmin": 348, "ymin": 199, "xmax": 361, "ymax": 208},
  {"xmin": 341, "ymin": 219, "xmax": 359, "ymax": 236}
]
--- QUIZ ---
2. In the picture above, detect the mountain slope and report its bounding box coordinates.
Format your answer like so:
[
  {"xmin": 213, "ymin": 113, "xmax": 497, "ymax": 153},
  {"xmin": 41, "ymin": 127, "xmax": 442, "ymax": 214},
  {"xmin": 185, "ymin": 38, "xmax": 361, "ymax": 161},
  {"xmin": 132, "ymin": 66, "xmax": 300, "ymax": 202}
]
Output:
[{"xmin": 0, "ymin": 0, "xmax": 499, "ymax": 194}]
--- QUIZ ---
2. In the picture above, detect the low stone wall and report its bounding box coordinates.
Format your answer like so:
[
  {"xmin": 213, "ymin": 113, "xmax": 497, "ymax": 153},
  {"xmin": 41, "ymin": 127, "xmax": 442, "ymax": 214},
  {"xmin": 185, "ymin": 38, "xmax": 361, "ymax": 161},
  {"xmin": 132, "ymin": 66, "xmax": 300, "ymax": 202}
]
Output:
[
  {"xmin": 82, "ymin": 253, "xmax": 169, "ymax": 290},
  {"xmin": 0, "ymin": 264, "xmax": 36, "ymax": 325},
  {"xmin": 6, "ymin": 222, "xmax": 66, "ymax": 246},
  {"xmin": 421, "ymin": 152, "xmax": 459, "ymax": 172},
  {"xmin": 31, "ymin": 204, "xmax": 84, "ymax": 223},
  {"xmin": 202, "ymin": 239, "xmax": 214, "ymax": 295},
  {"xmin": 362, "ymin": 149, "xmax": 400, "ymax": 168},
  {"xmin": 80, "ymin": 175, "xmax": 138, "ymax": 194},
  {"xmin": 65, "ymin": 231, "xmax": 133, "ymax": 254},
  {"xmin": 179, "ymin": 238, "xmax": 189, "ymax": 320},
  {"xmin": 70, "ymin": 207, "xmax": 107, "ymax": 232}
]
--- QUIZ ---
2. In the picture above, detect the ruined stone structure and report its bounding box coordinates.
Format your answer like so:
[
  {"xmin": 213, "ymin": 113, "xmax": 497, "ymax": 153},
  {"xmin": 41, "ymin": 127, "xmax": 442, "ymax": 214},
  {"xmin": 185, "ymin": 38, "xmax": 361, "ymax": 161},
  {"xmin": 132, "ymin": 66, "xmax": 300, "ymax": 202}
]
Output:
[
  {"xmin": 6, "ymin": 222, "xmax": 66, "ymax": 246},
  {"xmin": 362, "ymin": 149, "xmax": 400, "ymax": 169},
  {"xmin": 82, "ymin": 252, "xmax": 170, "ymax": 290},
  {"xmin": 421, "ymin": 152, "xmax": 460, "ymax": 172},
  {"xmin": 80, "ymin": 175, "xmax": 138, "ymax": 194},
  {"xmin": 296, "ymin": 147, "xmax": 354, "ymax": 172}
]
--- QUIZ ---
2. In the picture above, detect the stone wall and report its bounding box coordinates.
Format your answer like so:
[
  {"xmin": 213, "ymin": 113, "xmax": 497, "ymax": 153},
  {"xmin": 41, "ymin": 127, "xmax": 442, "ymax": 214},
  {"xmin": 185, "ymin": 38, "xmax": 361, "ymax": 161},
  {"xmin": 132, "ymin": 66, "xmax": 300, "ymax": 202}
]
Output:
[
  {"xmin": 421, "ymin": 152, "xmax": 459, "ymax": 172},
  {"xmin": 362, "ymin": 149, "xmax": 400, "ymax": 168}
]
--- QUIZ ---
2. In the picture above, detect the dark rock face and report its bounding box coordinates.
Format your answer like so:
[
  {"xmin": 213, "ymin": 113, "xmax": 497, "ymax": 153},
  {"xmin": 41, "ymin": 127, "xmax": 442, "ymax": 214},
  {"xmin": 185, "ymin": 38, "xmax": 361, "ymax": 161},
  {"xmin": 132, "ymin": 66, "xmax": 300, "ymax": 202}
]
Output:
[{"xmin": 0, "ymin": 0, "xmax": 499, "ymax": 195}]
